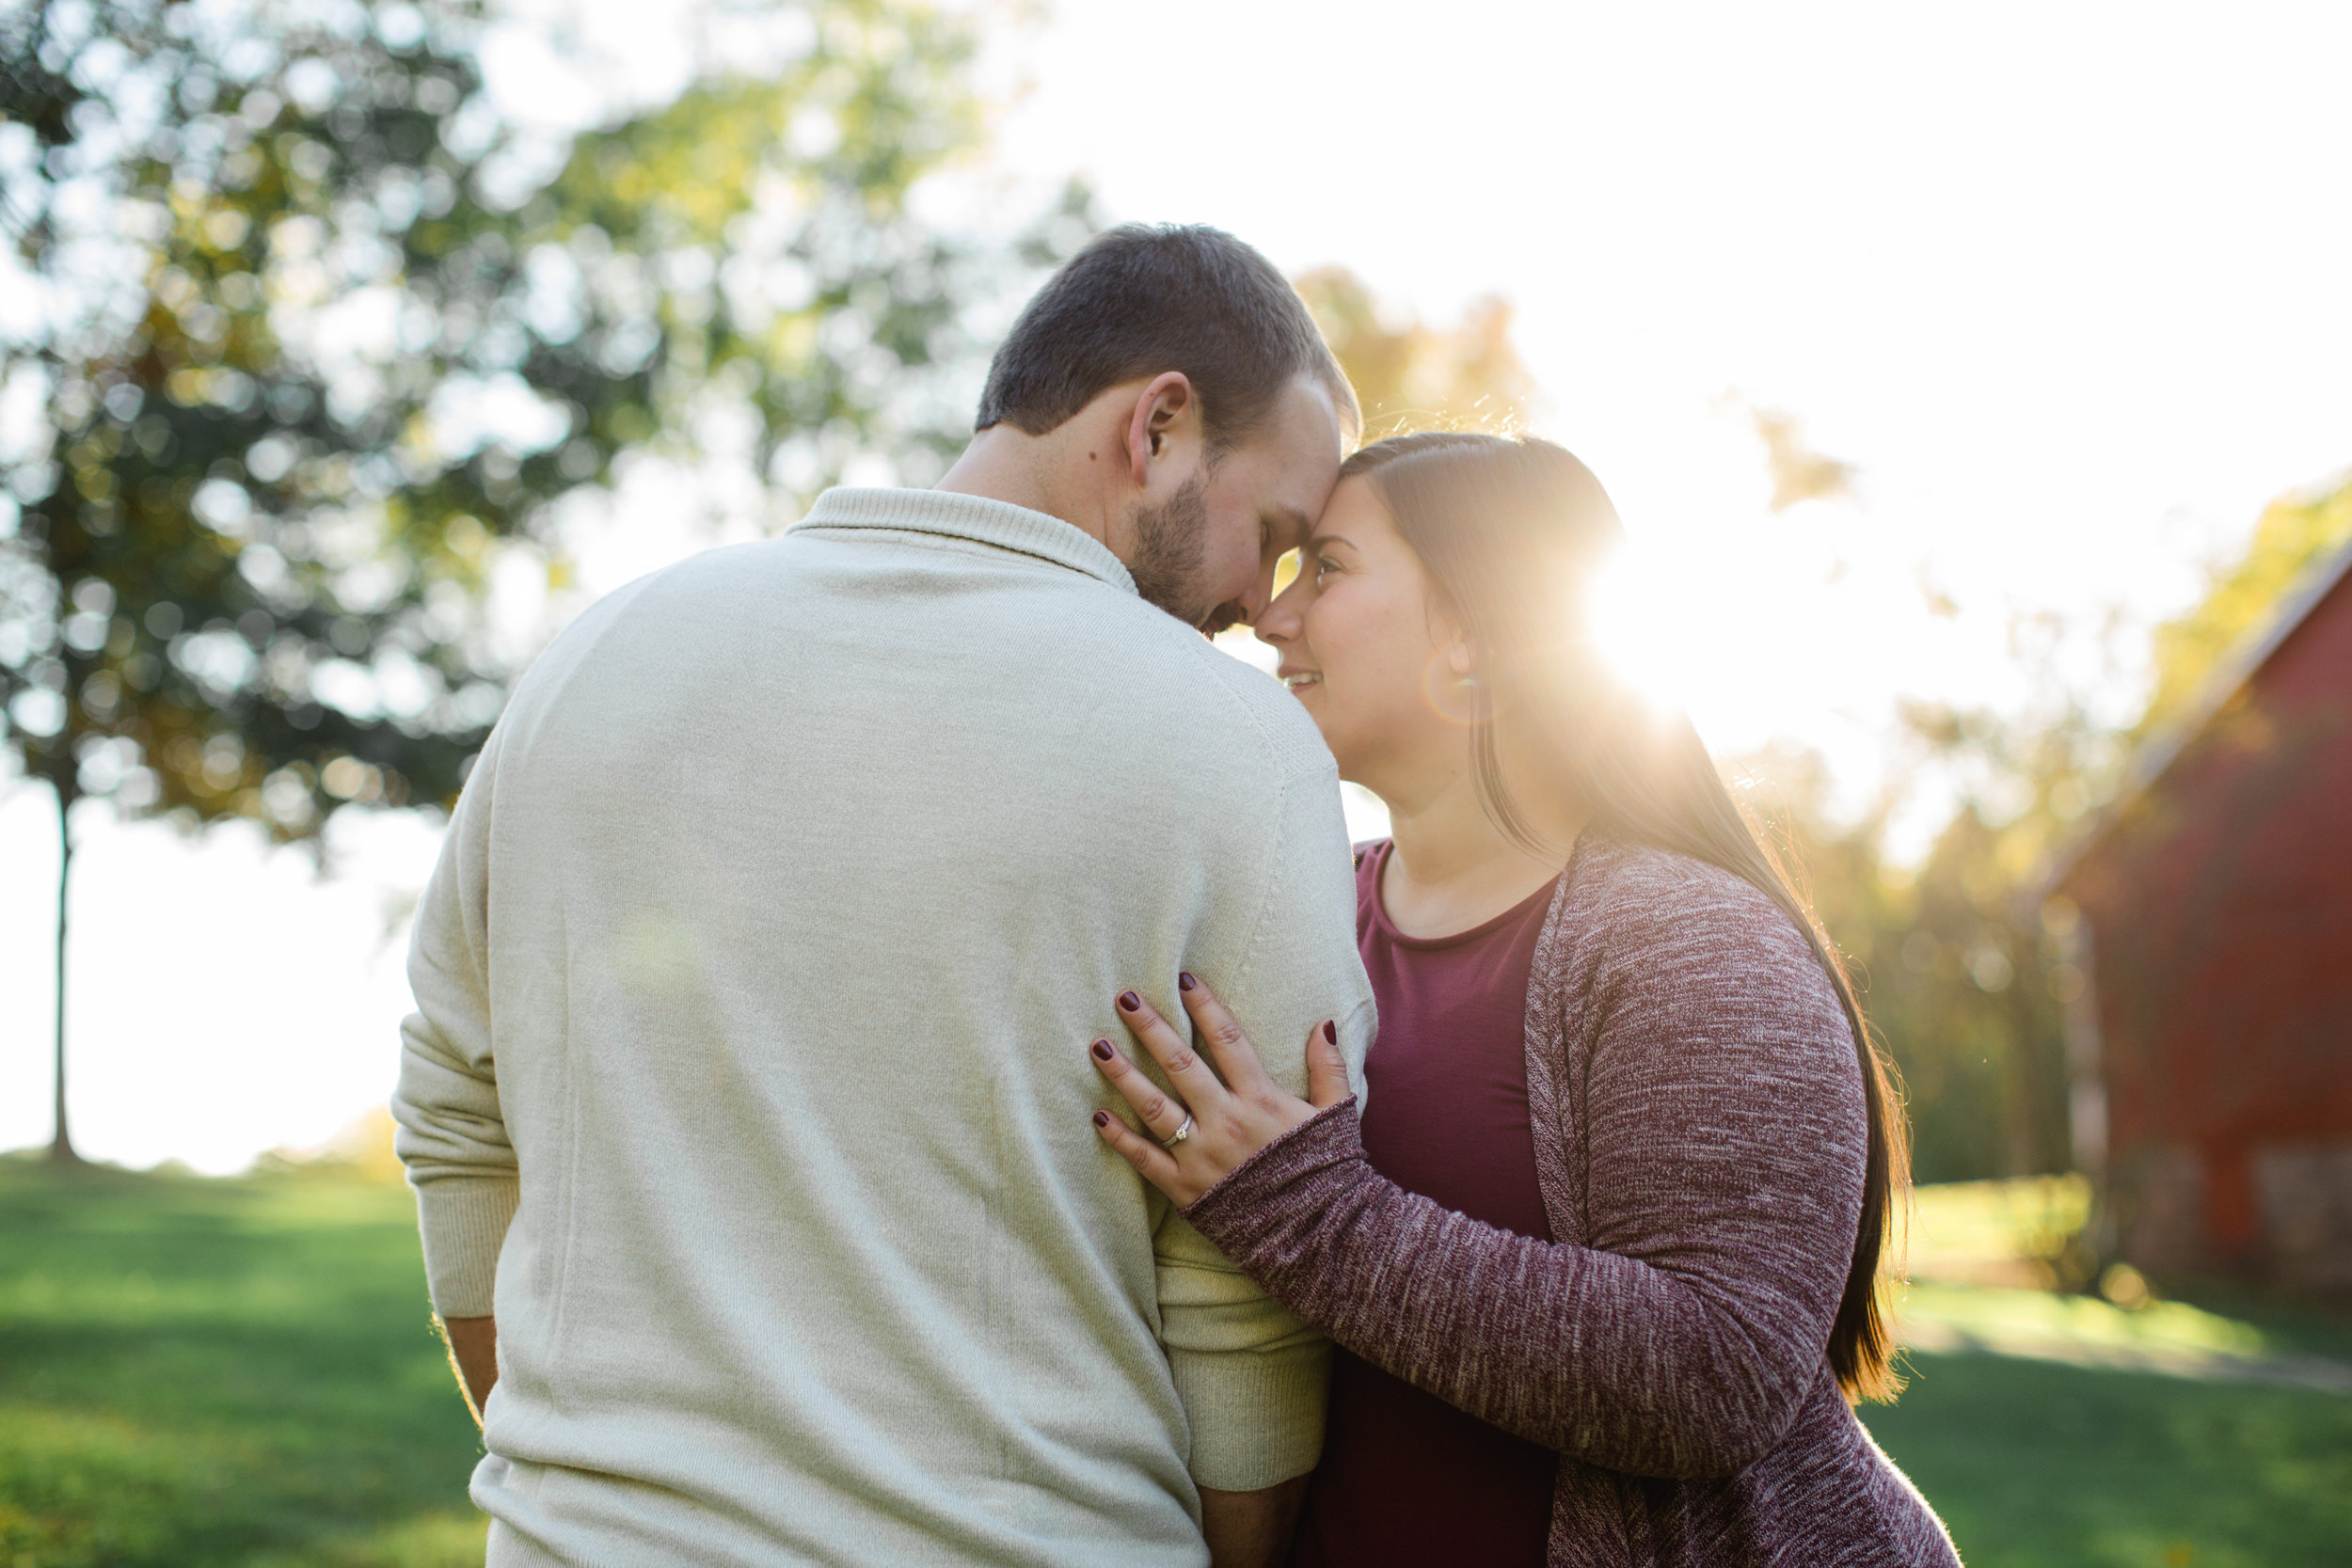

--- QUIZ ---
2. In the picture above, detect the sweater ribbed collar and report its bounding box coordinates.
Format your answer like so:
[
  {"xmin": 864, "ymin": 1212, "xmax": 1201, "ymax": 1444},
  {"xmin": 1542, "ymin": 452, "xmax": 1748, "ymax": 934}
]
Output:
[{"xmin": 794, "ymin": 487, "xmax": 1136, "ymax": 598}]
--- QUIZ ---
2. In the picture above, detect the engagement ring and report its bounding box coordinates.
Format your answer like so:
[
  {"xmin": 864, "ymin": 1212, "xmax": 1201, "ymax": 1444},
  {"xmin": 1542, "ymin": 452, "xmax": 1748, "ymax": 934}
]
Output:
[{"xmin": 1160, "ymin": 1116, "xmax": 1195, "ymax": 1148}]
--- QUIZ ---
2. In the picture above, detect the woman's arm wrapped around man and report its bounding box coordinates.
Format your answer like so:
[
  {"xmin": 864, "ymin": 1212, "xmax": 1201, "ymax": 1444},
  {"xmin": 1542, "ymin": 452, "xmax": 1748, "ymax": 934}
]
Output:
[{"xmin": 1182, "ymin": 854, "xmax": 1869, "ymax": 1482}]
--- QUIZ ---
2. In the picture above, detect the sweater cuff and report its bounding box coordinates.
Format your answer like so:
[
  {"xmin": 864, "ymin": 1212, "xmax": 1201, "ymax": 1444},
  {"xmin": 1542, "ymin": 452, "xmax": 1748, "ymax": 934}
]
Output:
[
  {"xmin": 412, "ymin": 1175, "xmax": 519, "ymax": 1318},
  {"xmin": 1183, "ymin": 1097, "xmax": 1366, "ymax": 1251},
  {"xmin": 1168, "ymin": 1335, "xmax": 1333, "ymax": 1491}
]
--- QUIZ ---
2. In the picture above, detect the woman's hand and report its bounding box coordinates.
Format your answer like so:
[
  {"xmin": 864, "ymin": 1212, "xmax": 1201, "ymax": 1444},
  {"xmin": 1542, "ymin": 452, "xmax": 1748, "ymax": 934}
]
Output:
[{"xmin": 1089, "ymin": 973, "xmax": 1352, "ymax": 1208}]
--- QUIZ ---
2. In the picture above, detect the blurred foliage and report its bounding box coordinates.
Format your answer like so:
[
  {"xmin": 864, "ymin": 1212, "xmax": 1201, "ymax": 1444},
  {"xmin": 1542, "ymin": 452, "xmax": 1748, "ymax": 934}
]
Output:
[
  {"xmin": 1750, "ymin": 742, "xmax": 2079, "ymax": 1184},
  {"xmin": 0, "ymin": 0, "xmax": 1089, "ymax": 1156},
  {"xmin": 1904, "ymin": 1174, "xmax": 2097, "ymax": 1291},
  {"xmin": 2138, "ymin": 470, "xmax": 2352, "ymax": 738},
  {"xmin": 252, "ymin": 1106, "xmax": 407, "ymax": 1183},
  {"xmin": 0, "ymin": 0, "xmax": 1057, "ymax": 843},
  {"xmin": 1745, "ymin": 404, "xmax": 1855, "ymax": 512},
  {"xmin": 1742, "ymin": 468, "xmax": 2352, "ymax": 1187},
  {"xmin": 1295, "ymin": 265, "xmax": 1534, "ymax": 438}
]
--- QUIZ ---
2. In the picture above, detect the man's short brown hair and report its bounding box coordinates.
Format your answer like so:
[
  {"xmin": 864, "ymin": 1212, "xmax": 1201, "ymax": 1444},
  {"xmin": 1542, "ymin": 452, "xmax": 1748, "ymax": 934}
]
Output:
[{"xmin": 976, "ymin": 224, "xmax": 1359, "ymax": 450}]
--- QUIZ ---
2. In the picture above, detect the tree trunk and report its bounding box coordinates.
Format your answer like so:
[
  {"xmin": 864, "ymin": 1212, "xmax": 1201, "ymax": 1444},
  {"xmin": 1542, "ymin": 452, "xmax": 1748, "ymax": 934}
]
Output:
[{"xmin": 49, "ymin": 773, "xmax": 79, "ymax": 1165}]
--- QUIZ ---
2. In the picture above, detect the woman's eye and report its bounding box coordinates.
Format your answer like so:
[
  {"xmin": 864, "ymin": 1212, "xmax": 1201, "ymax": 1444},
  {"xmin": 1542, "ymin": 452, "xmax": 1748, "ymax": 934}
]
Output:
[{"xmin": 1313, "ymin": 555, "xmax": 1339, "ymax": 582}]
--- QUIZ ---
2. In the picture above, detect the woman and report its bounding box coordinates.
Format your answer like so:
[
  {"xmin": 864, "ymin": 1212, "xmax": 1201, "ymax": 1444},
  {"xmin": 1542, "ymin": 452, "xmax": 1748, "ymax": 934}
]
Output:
[{"xmin": 1084, "ymin": 434, "xmax": 1961, "ymax": 1566}]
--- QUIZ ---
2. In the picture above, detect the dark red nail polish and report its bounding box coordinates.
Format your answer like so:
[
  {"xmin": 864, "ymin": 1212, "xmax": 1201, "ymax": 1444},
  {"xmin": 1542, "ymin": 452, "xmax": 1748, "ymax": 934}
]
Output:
[
  {"xmin": 1091, "ymin": 1039, "xmax": 1114, "ymax": 1061},
  {"xmin": 1092, "ymin": 1110, "xmax": 1111, "ymax": 1128},
  {"xmin": 1179, "ymin": 972, "xmax": 1196, "ymax": 991},
  {"xmin": 1119, "ymin": 991, "xmax": 1141, "ymax": 1012},
  {"xmin": 1322, "ymin": 1020, "xmax": 1339, "ymax": 1045}
]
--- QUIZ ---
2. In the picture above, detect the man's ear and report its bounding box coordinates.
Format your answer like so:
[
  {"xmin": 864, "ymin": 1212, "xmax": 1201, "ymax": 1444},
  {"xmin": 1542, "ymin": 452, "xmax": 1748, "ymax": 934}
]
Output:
[{"xmin": 1126, "ymin": 372, "xmax": 1197, "ymax": 487}]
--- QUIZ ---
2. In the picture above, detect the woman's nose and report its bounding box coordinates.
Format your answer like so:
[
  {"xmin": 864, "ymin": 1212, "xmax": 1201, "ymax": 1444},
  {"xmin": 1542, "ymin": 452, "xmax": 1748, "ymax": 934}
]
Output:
[{"xmin": 1255, "ymin": 580, "xmax": 1305, "ymax": 649}]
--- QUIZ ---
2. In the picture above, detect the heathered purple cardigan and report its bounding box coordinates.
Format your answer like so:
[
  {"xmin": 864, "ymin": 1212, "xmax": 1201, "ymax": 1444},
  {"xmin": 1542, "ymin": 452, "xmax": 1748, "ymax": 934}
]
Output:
[{"xmin": 1184, "ymin": 835, "xmax": 1961, "ymax": 1567}]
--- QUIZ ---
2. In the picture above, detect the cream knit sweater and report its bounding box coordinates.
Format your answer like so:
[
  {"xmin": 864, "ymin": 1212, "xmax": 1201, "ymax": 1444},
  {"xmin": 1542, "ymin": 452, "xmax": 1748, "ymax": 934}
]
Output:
[{"xmin": 391, "ymin": 488, "xmax": 1375, "ymax": 1567}]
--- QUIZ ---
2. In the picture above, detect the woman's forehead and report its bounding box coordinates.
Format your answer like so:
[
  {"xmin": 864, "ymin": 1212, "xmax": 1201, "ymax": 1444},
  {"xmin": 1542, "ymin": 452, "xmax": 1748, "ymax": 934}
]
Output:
[{"xmin": 1309, "ymin": 476, "xmax": 1396, "ymax": 547}]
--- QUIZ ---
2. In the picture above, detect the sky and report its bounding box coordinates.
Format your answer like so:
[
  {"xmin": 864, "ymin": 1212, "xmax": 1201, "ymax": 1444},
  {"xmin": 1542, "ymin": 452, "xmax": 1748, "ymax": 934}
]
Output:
[
  {"xmin": 6, "ymin": 0, "xmax": 2349, "ymax": 1168},
  {"xmin": 994, "ymin": 0, "xmax": 2352, "ymax": 785}
]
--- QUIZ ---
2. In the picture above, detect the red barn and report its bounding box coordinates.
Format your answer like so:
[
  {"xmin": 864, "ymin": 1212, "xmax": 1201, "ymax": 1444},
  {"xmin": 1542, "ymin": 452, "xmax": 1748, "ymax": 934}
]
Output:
[{"xmin": 2048, "ymin": 538, "xmax": 2352, "ymax": 1296}]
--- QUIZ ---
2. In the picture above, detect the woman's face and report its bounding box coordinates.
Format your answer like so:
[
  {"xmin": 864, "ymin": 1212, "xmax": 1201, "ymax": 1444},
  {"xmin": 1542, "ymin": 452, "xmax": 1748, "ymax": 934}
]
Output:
[{"xmin": 1254, "ymin": 476, "xmax": 1471, "ymax": 795}]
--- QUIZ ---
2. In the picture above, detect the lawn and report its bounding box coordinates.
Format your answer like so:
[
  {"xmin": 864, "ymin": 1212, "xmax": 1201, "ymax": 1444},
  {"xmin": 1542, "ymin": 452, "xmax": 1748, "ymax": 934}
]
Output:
[
  {"xmin": 0, "ymin": 1155, "xmax": 486, "ymax": 1568},
  {"xmin": 3, "ymin": 1155, "xmax": 2348, "ymax": 1567},
  {"xmin": 1863, "ymin": 1349, "xmax": 2352, "ymax": 1567}
]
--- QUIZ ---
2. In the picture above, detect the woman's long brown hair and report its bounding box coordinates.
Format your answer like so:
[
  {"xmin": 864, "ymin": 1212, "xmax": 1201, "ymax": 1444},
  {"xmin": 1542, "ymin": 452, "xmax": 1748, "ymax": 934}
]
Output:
[{"xmin": 1340, "ymin": 430, "xmax": 1910, "ymax": 1402}]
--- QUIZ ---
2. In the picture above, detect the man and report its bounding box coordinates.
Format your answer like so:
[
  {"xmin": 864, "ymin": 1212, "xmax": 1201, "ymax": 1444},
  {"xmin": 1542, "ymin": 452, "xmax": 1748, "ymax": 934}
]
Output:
[{"xmin": 393, "ymin": 225, "xmax": 1377, "ymax": 1567}]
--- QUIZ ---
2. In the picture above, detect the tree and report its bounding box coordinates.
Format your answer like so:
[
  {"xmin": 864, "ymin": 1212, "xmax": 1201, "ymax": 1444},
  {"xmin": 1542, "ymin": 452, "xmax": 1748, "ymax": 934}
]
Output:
[
  {"xmin": 1294, "ymin": 266, "xmax": 1535, "ymax": 437},
  {"xmin": 1755, "ymin": 470, "xmax": 2352, "ymax": 1190},
  {"xmin": 1734, "ymin": 704, "xmax": 2102, "ymax": 1189},
  {"xmin": 2139, "ymin": 470, "xmax": 2352, "ymax": 736},
  {"xmin": 1723, "ymin": 400, "xmax": 1856, "ymax": 513},
  {"xmin": 2, "ymin": 0, "xmax": 1063, "ymax": 1162}
]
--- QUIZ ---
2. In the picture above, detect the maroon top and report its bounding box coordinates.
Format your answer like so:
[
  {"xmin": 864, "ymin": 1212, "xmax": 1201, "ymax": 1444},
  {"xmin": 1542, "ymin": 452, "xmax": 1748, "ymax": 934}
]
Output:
[{"xmin": 1293, "ymin": 843, "xmax": 1563, "ymax": 1568}]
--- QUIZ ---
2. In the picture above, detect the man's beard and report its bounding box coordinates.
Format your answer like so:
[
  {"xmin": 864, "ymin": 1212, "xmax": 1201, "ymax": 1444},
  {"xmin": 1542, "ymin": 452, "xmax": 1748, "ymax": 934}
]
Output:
[{"xmin": 1126, "ymin": 473, "xmax": 1231, "ymax": 631}]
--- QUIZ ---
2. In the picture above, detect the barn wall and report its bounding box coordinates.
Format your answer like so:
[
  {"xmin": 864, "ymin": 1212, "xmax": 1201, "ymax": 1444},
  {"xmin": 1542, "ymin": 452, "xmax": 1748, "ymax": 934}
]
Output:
[{"xmin": 2063, "ymin": 571, "xmax": 2352, "ymax": 1291}]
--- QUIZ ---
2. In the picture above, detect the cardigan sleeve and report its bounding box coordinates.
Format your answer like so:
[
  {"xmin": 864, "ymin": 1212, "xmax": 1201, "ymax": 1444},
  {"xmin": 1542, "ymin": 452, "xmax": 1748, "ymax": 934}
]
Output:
[{"xmin": 1182, "ymin": 862, "xmax": 1868, "ymax": 1481}]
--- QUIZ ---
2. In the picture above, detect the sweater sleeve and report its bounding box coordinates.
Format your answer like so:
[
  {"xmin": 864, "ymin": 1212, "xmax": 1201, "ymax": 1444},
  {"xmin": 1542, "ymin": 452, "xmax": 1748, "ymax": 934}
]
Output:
[
  {"xmin": 1152, "ymin": 730, "xmax": 1378, "ymax": 1493},
  {"xmin": 390, "ymin": 731, "xmax": 518, "ymax": 1319},
  {"xmin": 1182, "ymin": 871, "xmax": 1867, "ymax": 1481}
]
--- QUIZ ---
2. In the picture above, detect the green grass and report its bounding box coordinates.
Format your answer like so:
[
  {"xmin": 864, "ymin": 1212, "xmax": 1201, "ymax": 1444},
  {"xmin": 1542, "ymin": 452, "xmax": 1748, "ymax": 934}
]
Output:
[
  {"xmin": 0, "ymin": 1156, "xmax": 486, "ymax": 1568},
  {"xmin": 1874, "ymin": 1175, "xmax": 2352, "ymax": 1567},
  {"xmin": 1899, "ymin": 1280, "xmax": 2275, "ymax": 1365},
  {"xmin": 1901, "ymin": 1174, "xmax": 2094, "ymax": 1289},
  {"xmin": 1863, "ymin": 1351, "xmax": 2352, "ymax": 1568},
  {"xmin": 4, "ymin": 1157, "xmax": 2349, "ymax": 1567}
]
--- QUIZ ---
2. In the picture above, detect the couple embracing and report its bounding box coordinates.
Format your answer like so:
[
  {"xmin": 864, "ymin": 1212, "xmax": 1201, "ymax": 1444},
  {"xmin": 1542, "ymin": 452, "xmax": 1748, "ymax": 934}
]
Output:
[{"xmin": 392, "ymin": 226, "xmax": 1963, "ymax": 1567}]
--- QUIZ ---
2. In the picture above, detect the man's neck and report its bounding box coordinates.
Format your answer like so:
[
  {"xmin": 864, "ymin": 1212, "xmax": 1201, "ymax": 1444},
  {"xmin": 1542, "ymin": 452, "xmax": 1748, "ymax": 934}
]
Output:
[{"xmin": 934, "ymin": 426, "xmax": 1113, "ymax": 552}]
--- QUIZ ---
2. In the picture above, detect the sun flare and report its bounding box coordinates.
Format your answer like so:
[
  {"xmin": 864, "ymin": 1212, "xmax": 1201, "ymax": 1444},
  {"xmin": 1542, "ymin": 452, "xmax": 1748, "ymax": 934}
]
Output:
[{"xmin": 1588, "ymin": 544, "xmax": 1706, "ymax": 717}]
